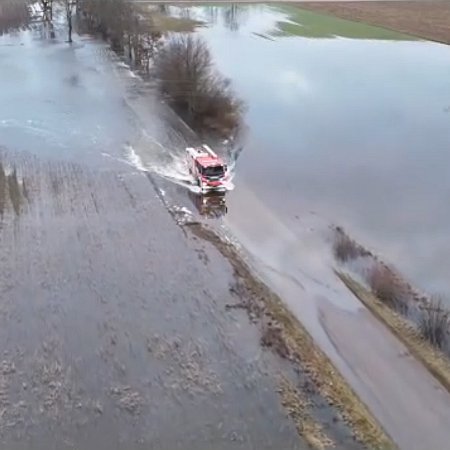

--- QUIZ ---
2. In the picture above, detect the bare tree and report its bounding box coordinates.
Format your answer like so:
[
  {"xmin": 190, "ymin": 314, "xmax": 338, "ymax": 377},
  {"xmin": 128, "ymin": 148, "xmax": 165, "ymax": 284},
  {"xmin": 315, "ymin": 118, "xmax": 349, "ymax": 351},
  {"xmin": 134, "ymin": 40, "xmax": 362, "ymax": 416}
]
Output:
[
  {"xmin": 79, "ymin": 0, "xmax": 135, "ymax": 52},
  {"xmin": 37, "ymin": 0, "xmax": 55, "ymax": 38},
  {"xmin": 77, "ymin": 0, "xmax": 161, "ymax": 69},
  {"xmin": 39, "ymin": 0, "xmax": 53, "ymax": 21},
  {"xmin": 0, "ymin": 0, "xmax": 30, "ymax": 36},
  {"xmin": 155, "ymin": 35, "xmax": 243, "ymax": 137},
  {"xmin": 63, "ymin": 0, "xmax": 77, "ymax": 43},
  {"xmin": 419, "ymin": 297, "xmax": 450, "ymax": 351}
]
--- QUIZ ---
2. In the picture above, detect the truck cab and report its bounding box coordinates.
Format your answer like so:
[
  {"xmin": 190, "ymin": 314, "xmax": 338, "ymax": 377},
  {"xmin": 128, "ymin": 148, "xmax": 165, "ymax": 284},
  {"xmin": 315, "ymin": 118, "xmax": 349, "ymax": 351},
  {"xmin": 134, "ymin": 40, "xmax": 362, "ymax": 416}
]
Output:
[{"xmin": 186, "ymin": 145, "xmax": 228, "ymax": 191}]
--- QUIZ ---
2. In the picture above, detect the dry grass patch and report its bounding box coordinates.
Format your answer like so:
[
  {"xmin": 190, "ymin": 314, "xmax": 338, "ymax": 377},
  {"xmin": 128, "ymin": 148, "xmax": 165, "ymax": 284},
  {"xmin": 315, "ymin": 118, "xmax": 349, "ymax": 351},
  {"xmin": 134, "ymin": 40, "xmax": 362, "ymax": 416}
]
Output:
[
  {"xmin": 418, "ymin": 297, "xmax": 450, "ymax": 352},
  {"xmin": 278, "ymin": 376, "xmax": 334, "ymax": 450},
  {"xmin": 368, "ymin": 264, "xmax": 409, "ymax": 315}
]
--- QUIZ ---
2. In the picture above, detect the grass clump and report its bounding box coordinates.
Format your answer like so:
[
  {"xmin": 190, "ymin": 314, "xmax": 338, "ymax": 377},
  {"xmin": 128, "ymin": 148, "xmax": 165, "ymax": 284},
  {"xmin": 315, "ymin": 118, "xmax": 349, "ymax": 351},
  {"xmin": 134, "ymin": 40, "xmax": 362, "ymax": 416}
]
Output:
[{"xmin": 419, "ymin": 297, "xmax": 450, "ymax": 352}]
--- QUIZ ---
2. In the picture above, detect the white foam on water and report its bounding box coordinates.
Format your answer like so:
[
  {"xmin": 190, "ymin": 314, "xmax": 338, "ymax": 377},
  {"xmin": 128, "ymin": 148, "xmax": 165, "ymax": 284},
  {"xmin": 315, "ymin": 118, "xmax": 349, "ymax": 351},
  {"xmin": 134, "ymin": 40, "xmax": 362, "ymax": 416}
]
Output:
[
  {"xmin": 101, "ymin": 151, "xmax": 127, "ymax": 164},
  {"xmin": 172, "ymin": 205, "xmax": 193, "ymax": 215},
  {"xmin": 128, "ymin": 70, "xmax": 141, "ymax": 80},
  {"xmin": 119, "ymin": 141, "xmax": 236, "ymax": 195},
  {"xmin": 115, "ymin": 61, "xmax": 143, "ymax": 80},
  {"xmin": 0, "ymin": 118, "xmax": 55, "ymax": 138},
  {"xmin": 153, "ymin": 150, "xmax": 236, "ymax": 193},
  {"xmin": 125, "ymin": 144, "xmax": 148, "ymax": 173}
]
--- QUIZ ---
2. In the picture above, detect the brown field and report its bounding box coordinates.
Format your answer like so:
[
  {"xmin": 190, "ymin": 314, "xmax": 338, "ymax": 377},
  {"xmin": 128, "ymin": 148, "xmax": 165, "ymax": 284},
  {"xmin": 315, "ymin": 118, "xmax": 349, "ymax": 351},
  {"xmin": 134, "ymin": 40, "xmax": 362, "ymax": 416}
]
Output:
[{"xmin": 299, "ymin": 1, "xmax": 450, "ymax": 44}]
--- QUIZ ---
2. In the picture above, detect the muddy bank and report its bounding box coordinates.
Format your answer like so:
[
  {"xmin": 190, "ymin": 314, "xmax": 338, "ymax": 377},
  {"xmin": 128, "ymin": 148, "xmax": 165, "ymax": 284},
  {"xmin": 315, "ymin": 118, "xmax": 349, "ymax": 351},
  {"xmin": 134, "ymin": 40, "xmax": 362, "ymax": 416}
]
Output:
[{"xmin": 299, "ymin": 1, "xmax": 450, "ymax": 44}]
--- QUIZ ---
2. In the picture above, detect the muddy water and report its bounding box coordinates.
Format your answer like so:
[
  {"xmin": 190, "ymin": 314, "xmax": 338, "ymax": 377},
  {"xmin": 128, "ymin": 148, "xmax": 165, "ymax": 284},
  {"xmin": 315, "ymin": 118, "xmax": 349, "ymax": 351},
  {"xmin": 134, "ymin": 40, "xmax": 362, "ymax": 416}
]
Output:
[{"xmin": 177, "ymin": 4, "xmax": 450, "ymax": 299}]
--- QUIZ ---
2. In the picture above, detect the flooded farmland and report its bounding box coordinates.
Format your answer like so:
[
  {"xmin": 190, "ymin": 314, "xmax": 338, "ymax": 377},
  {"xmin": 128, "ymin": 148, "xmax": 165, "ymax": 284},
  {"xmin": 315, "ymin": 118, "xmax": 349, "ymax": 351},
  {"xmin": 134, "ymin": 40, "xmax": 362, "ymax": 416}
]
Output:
[
  {"xmin": 0, "ymin": 2, "xmax": 376, "ymax": 449},
  {"xmin": 2, "ymin": 1, "xmax": 450, "ymax": 449},
  {"xmin": 176, "ymin": 4, "xmax": 450, "ymax": 300},
  {"xmin": 128, "ymin": 7, "xmax": 450, "ymax": 448}
]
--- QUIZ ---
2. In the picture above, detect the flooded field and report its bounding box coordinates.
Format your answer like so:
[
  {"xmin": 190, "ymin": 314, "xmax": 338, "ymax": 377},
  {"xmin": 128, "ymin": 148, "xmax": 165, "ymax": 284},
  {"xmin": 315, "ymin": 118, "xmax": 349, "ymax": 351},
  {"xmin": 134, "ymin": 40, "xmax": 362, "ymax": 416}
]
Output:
[
  {"xmin": 2, "ymin": 2, "xmax": 450, "ymax": 449},
  {"xmin": 168, "ymin": 4, "xmax": 450, "ymax": 301},
  {"xmin": 0, "ymin": 4, "xmax": 374, "ymax": 449},
  {"xmin": 128, "ymin": 7, "xmax": 450, "ymax": 448},
  {"xmin": 120, "ymin": 6, "xmax": 450, "ymax": 447}
]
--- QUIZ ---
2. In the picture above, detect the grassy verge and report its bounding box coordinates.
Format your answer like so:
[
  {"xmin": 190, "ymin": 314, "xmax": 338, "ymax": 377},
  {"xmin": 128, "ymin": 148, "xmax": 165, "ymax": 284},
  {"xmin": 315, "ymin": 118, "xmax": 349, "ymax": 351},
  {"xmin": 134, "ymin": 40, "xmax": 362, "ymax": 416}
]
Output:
[
  {"xmin": 338, "ymin": 273, "xmax": 450, "ymax": 395},
  {"xmin": 186, "ymin": 222, "xmax": 395, "ymax": 450}
]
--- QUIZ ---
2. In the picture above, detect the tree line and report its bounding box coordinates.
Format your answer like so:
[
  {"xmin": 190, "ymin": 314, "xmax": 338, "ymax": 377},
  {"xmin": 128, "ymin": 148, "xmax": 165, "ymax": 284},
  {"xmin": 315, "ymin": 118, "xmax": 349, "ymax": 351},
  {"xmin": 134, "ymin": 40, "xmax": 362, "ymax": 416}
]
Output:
[
  {"xmin": 0, "ymin": 0, "xmax": 30, "ymax": 36},
  {"xmin": 77, "ymin": 0, "xmax": 243, "ymax": 138},
  {"xmin": 31, "ymin": 0, "xmax": 243, "ymax": 138}
]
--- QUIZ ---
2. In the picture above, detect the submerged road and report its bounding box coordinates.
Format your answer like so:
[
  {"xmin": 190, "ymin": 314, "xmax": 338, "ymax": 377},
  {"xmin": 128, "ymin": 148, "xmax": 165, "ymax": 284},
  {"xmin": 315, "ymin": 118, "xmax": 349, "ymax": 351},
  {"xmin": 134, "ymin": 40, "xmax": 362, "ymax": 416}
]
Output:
[{"xmin": 225, "ymin": 185, "xmax": 450, "ymax": 450}]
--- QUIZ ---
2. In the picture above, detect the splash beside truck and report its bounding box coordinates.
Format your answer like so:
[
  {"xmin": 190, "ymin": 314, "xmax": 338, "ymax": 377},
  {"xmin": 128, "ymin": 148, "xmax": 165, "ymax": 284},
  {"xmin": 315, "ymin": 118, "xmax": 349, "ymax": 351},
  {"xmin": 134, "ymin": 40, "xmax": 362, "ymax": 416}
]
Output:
[{"xmin": 186, "ymin": 145, "xmax": 229, "ymax": 192}]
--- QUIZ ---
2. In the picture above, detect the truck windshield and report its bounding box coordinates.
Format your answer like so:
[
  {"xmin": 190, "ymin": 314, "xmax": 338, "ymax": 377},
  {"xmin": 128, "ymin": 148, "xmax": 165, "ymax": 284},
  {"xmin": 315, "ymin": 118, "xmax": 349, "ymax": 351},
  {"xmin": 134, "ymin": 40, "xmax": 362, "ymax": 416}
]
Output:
[{"xmin": 203, "ymin": 166, "xmax": 225, "ymax": 177}]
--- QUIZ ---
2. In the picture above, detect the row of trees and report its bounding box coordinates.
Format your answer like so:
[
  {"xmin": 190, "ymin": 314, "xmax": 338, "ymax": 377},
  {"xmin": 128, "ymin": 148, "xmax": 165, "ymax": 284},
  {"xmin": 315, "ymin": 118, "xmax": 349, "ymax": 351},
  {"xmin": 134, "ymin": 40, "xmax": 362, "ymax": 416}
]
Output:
[
  {"xmin": 33, "ymin": 0, "xmax": 243, "ymax": 138},
  {"xmin": 37, "ymin": 0, "xmax": 75, "ymax": 41},
  {"xmin": 0, "ymin": 0, "xmax": 30, "ymax": 36},
  {"xmin": 79, "ymin": 0, "xmax": 161, "ymax": 70},
  {"xmin": 76, "ymin": 0, "xmax": 243, "ymax": 137}
]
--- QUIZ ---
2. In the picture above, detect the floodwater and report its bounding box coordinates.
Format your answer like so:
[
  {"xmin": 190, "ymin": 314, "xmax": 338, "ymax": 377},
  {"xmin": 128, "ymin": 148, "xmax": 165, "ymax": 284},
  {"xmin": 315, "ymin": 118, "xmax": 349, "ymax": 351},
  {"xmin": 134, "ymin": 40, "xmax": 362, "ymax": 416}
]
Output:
[
  {"xmin": 140, "ymin": 6, "xmax": 450, "ymax": 449},
  {"xmin": 179, "ymin": 4, "xmax": 450, "ymax": 300},
  {"xmin": 2, "ymin": 3, "xmax": 450, "ymax": 449},
  {"xmin": 0, "ymin": 11, "xmax": 314, "ymax": 450}
]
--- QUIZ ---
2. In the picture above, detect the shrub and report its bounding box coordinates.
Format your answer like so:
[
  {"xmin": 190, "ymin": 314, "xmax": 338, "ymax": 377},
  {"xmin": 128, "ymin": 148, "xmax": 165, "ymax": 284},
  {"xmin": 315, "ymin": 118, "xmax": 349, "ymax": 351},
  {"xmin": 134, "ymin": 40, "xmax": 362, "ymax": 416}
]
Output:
[
  {"xmin": 332, "ymin": 227, "xmax": 371, "ymax": 263},
  {"xmin": 0, "ymin": 0, "xmax": 29, "ymax": 36},
  {"xmin": 334, "ymin": 233, "xmax": 362, "ymax": 262},
  {"xmin": 79, "ymin": 0, "xmax": 134, "ymax": 50},
  {"xmin": 155, "ymin": 34, "xmax": 243, "ymax": 137},
  {"xmin": 418, "ymin": 297, "xmax": 450, "ymax": 351},
  {"xmin": 368, "ymin": 265, "xmax": 409, "ymax": 314}
]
